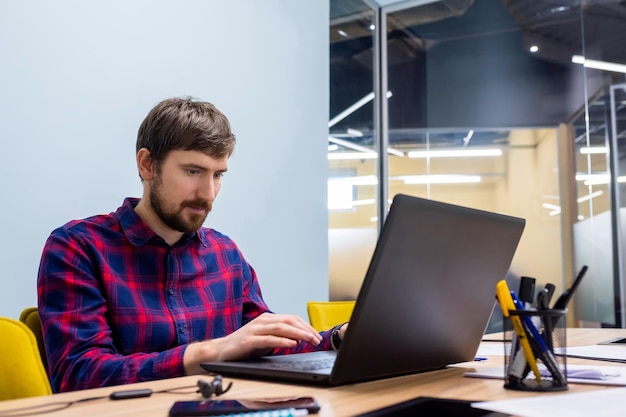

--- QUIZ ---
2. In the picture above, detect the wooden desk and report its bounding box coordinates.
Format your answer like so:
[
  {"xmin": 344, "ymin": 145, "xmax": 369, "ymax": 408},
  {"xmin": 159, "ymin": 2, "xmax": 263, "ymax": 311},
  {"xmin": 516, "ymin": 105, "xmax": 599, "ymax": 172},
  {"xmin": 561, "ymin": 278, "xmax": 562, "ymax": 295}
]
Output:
[{"xmin": 1, "ymin": 328, "xmax": 624, "ymax": 417}]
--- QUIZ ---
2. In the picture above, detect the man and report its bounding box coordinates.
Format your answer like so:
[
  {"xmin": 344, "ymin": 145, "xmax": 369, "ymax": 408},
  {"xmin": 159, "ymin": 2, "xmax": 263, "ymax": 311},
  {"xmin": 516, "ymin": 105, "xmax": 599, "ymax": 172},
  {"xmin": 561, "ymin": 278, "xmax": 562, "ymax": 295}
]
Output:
[{"xmin": 37, "ymin": 97, "xmax": 346, "ymax": 392}]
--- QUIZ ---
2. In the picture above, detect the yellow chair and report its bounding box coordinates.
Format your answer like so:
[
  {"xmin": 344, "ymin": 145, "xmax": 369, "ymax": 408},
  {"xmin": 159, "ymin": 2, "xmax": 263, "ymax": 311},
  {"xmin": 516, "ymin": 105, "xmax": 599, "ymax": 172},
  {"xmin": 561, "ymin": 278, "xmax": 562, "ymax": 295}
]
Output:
[
  {"xmin": 306, "ymin": 301, "xmax": 355, "ymax": 332},
  {"xmin": 0, "ymin": 316, "xmax": 52, "ymax": 400},
  {"xmin": 19, "ymin": 307, "xmax": 47, "ymax": 370}
]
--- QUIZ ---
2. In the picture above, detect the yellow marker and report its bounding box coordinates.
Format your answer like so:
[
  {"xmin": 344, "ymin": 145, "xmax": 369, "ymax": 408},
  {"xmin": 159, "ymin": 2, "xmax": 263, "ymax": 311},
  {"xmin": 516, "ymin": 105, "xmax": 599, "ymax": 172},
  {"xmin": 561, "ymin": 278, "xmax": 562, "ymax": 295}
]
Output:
[{"xmin": 496, "ymin": 280, "xmax": 542, "ymax": 382}]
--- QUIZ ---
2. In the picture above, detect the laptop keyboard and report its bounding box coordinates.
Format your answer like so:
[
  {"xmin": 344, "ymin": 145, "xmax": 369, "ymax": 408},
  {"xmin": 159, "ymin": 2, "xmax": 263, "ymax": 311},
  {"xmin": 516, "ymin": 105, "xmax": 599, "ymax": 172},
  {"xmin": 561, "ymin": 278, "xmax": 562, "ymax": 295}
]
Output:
[{"xmin": 258, "ymin": 357, "xmax": 336, "ymax": 371}]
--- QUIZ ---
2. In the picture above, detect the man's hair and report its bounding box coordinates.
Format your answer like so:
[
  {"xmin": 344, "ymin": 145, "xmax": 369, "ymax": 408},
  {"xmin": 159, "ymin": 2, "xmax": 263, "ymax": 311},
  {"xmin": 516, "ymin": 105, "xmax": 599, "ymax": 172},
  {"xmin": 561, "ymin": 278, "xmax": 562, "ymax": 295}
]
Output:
[{"xmin": 136, "ymin": 96, "xmax": 236, "ymax": 165}]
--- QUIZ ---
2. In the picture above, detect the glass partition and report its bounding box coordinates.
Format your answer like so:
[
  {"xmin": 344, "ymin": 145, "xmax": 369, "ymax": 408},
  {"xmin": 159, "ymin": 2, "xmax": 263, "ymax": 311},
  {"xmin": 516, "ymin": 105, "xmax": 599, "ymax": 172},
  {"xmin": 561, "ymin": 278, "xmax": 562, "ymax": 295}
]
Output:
[
  {"xmin": 329, "ymin": 1, "xmax": 378, "ymax": 300},
  {"xmin": 329, "ymin": 0, "xmax": 626, "ymax": 327},
  {"xmin": 380, "ymin": 0, "xmax": 565, "ymax": 306}
]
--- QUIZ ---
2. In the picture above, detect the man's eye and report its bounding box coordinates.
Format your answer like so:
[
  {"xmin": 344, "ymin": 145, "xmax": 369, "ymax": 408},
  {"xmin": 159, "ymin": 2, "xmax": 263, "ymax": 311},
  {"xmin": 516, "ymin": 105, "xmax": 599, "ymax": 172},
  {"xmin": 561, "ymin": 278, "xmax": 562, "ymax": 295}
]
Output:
[
  {"xmin": 187, "ymin": 169, "xmax": 201, "ymax": 175},
  {"xmin": 214, "ymin": 172, "xmax": 224, "ymax": 179}
]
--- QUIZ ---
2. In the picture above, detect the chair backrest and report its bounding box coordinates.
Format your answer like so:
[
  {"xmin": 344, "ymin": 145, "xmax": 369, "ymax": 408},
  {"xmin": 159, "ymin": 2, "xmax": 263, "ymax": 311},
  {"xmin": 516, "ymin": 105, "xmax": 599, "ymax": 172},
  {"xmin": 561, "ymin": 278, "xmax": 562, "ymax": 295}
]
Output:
[
  {"xmin": 307, "ymin": 301, "xmax": 355, "ymax": 332},
  {"xmin": 0, "ymin": 316, "xmax": 52, "ymax": 400},
  {"xmin": 19, "ymin": 307, "xmax": 48, "ymax": 370}
]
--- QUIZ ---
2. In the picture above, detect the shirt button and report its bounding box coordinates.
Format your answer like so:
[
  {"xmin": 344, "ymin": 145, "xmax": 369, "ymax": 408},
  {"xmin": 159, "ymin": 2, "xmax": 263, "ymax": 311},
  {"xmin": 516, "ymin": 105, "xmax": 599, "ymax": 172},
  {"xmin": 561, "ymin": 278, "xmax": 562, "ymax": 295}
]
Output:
[
  {"xmin": 179, "ymin": 327, "xmax": 186, "ymax": 334},
  {"xmin": 168, "ymin": 289, "xmax": 175, "ymax": 295}
]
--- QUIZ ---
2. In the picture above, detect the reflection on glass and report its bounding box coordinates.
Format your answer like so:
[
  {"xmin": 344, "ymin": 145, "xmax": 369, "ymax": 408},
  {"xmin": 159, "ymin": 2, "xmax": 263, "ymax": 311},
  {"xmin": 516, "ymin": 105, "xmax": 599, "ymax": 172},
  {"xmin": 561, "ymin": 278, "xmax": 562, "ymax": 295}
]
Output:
[
  {"xmin": 328, "ymin": 0, "xmax": 625, "ymax": 323},
  {"xmin": 329, "ymin": 1, "xmax": 377, "ymax": 301},
  {"xmin": 381, "ymin": 0, "xmax": 564, "ymax": 306}
]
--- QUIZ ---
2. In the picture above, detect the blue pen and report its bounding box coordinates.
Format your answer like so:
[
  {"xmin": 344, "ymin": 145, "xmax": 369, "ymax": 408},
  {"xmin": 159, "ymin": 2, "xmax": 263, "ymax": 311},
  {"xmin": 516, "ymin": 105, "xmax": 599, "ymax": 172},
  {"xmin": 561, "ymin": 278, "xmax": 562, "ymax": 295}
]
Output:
[{"xmin": 510, "ymin": 291, "xmax": 566, "ymax": 384}]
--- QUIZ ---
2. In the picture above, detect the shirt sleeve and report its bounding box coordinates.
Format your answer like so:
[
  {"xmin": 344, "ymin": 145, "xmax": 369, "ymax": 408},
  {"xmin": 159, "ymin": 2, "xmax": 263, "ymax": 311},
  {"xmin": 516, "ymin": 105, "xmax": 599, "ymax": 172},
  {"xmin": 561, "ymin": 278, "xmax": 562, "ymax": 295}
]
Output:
[{"xmin": 37, "ymin": 228, "xmax": 187, "ymax": 392}]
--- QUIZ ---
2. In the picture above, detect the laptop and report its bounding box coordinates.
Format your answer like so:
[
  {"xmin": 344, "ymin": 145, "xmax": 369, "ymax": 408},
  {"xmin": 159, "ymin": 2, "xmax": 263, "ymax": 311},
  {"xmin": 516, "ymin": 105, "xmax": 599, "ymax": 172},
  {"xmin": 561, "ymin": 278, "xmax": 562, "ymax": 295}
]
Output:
[{"xmin": 201, "ymin": 194, "xmax": 525, "ymax": 385}]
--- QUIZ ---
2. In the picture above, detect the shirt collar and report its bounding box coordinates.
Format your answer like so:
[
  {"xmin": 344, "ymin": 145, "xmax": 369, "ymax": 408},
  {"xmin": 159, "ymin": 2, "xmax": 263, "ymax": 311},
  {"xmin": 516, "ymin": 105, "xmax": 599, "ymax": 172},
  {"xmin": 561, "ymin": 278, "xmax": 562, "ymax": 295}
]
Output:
[{"xmin": 116, "ymin": 198, "xmax": 208, "ymax": 247}]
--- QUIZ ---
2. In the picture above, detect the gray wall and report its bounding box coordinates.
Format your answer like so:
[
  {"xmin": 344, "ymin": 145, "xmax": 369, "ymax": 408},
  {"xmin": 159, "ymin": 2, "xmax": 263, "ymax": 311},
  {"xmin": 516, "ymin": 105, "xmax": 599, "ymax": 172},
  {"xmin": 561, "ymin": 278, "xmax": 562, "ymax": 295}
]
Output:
[{"xmin": 0, "ymin": 0, "xmax": 329, "ymax": 320}]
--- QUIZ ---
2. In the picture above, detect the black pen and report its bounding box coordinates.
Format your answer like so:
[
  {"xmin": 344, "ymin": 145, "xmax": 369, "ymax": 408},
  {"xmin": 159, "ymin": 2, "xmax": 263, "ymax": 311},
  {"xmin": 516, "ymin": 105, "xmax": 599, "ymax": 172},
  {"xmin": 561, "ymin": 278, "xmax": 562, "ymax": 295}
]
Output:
[
  {"xmin": 537, "ymin": 283, "xmax": 557, "ymax": 350},
  {"xmin": 553, "ymin": 266, "xmax": 588, "ymax": 310}
]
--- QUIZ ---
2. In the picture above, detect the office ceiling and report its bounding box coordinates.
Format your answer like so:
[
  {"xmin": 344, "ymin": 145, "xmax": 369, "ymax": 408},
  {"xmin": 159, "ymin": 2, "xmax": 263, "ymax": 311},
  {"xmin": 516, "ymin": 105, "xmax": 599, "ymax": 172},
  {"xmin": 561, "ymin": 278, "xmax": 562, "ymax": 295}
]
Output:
[{"xmin": 329, "ymin": 0, "xmax": 626, "ymax": 151}]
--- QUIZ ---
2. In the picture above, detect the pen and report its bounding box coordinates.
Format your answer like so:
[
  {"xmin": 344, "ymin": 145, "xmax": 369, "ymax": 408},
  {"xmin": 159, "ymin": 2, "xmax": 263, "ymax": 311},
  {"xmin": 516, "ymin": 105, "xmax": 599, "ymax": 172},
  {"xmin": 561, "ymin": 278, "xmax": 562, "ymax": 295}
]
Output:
[
  {"xmin": 510, "ymin": 291, "xmax": 567, "ymax": 385},
  {"xmin": 553, "ymin": 265, "xmax": 588, "ymax": 310},
  {"xmin": 496, "ymin": 280, "xmax": 543, "ymax": 382},
  {"xmin": 537, "ymin": 283, "xmax": 557, "ymax": 350}
]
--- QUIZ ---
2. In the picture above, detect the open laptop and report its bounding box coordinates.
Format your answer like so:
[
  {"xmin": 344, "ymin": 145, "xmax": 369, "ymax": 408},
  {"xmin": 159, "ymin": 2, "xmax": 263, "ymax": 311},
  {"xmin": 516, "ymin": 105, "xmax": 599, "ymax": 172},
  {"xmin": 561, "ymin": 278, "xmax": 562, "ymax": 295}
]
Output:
[{"xmin": 201, "ymin": 194, "xmax": 525, "ymax": 385}]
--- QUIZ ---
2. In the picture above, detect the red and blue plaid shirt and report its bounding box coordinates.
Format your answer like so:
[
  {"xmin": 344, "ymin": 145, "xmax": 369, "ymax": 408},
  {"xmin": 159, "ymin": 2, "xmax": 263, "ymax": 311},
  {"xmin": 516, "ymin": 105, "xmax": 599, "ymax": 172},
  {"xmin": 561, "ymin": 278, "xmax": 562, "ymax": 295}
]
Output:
[{"xmin": 37, "ymin": 198, "xmax": 332, "ymax": 392}]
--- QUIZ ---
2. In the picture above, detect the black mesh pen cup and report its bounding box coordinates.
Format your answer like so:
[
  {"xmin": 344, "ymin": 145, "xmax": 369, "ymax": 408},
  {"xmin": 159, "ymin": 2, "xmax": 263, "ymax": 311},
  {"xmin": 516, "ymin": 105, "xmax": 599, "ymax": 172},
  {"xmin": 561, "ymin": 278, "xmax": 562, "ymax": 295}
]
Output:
[{"xmin": 503, "ymin": 309, "xmax": 567, "ymax": 392}]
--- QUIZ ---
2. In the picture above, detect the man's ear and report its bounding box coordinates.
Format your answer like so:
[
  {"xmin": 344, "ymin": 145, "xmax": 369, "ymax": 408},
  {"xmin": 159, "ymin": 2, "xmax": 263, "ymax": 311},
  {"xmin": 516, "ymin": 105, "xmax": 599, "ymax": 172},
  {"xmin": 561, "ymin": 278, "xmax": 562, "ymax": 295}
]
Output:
[{"xmin": 137, "ymin": 148, "xmax": 154, "ymax": 181}]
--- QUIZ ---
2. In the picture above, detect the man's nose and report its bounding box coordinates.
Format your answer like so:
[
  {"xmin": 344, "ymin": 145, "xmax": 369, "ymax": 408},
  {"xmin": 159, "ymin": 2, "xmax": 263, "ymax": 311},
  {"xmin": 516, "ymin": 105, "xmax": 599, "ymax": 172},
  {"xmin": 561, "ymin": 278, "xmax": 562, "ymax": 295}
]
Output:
[{"xmin": 199, "ymin": 178, "xmax": 217, "ymax": 202}]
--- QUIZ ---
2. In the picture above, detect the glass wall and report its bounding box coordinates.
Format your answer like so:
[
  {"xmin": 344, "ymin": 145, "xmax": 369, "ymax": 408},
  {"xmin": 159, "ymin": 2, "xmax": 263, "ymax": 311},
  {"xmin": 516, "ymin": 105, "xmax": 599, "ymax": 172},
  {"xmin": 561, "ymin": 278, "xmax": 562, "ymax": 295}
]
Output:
[
  {"xmin": 329, "ymin": 0, "xmax": 626, "ymax": 327},
  {"xmin": 570, "ymin": 2, "xmax": 626, "ymax": 327},
  {"xmin": 328, "ymin": 1, "xmax": 378, "ymax": 300}
]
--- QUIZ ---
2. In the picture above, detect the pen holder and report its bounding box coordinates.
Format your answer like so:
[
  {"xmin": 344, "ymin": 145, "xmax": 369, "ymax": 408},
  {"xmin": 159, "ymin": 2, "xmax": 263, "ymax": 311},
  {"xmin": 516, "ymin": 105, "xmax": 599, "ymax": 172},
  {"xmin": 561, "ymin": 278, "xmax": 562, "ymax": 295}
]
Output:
[{"xmin": 503, "ymin": 308, "xmax": 567, "ymax": 392}]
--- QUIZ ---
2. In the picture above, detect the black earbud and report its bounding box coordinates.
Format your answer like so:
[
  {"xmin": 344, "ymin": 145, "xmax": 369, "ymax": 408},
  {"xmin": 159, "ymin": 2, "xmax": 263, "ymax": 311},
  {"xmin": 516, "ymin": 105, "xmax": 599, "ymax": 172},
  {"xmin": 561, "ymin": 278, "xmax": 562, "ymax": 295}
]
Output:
[{"xmin": 197, "ymin": 375, "xmax": 233, "ymax": 399}]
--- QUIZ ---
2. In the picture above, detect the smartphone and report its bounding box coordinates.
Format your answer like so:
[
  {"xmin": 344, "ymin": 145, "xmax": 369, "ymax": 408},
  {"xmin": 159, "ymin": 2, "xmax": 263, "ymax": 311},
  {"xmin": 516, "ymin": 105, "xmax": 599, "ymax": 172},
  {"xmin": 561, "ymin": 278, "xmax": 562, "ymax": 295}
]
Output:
[{"xmin": 168, "ymin": 396, "xmax": 320, "ymax": 416}]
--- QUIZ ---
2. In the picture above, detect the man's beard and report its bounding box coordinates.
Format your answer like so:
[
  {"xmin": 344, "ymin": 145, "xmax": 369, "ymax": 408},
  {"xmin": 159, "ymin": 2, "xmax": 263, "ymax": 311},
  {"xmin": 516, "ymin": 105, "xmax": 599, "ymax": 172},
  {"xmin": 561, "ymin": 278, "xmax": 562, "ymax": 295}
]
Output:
[{"xmin": 150, "ymin": 175, "xmax": 212, "ymax": 233}]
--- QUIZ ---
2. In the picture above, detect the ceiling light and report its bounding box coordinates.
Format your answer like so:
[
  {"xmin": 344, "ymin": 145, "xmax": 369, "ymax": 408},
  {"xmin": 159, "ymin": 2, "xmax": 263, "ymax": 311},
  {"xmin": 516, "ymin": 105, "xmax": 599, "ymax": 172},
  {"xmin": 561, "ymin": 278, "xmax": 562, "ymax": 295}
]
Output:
[
  {"xmin": 328, "ymin": 144, "xmax": 338, "ymax": 151},
  {"xmin": 541, "ymin": 203, "xmax": 561, "ymax": 216},
  {"xmin": 529, "ymin": 45, "xmax": 539, "ymax": 53},
  {"xmin": 577, "ymin": 190, "xmax": 604, "ymax": 203},
  {"xmin": 346, "ymin": 128, "xmax": 363, "ymax": 137},
  {"xmin": 328, "ymin": 136, "xmax": 404, "ymax": 157},
  {"xmin": 575, "ymin": 174, "xmax": 626, "ymax": 185},
  {"xmin": 462, "ymin": 129, "xmax": 474, "ymax": 146},
  {"xmin": 399, "ymin": 175, "xmax": 481, "ymax": 184},
  {"xmin": 329, "ymin": 90, "xmax": 392, "ymax": 128},
  {"xmin": 544, "ymin": 190, "xmax": 605, "ymax": 217},
  {"xmin": 575, "ymin": 173, "xmax": 610, "ymax": 185},
  {"xmin": 386, "ymin": 148, "xmax": 405, "ymax": 157},
  {"xmin": 328, "ymin": 136, "xmax": 374, "ymax": 153},
  {"xmin": 572, "ymin": 55, "xmax": 626, "ymax": 74},
  {"xmin": 337, "ymin": 29, "xmax": 348, "ymax": 38},
  {"xmin": 579, "ymin": 146, "xmax": 608, "ymax": 154},
  {"xmin": 407, "ymin": 149, "xmax": 502, "ymax": 158},
  {"xmin": 542, "ymin": 203, "xmax": 560, "ymax": 211}
]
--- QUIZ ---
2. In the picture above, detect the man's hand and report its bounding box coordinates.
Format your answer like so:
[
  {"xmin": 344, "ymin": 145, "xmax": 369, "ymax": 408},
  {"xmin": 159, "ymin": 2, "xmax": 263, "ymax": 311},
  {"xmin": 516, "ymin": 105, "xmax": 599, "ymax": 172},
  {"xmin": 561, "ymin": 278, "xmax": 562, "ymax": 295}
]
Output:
[{"xmin": 183, "ymin": 312, "xmax": 322, "ymax": 374}]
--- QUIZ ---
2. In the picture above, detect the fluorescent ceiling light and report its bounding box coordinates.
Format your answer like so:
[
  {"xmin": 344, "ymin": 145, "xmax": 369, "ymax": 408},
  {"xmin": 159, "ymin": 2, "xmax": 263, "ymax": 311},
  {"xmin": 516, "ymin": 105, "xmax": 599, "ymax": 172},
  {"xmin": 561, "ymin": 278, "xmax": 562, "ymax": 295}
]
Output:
[
  {"xmin": 541, "ymin": 202, "xmax": 561, "ymax": 217},
  {"xmin": 328, "ymin": 144, "xmax": 339, "ymax": 151},
  {"xmin": 346, "ymin": 128, "xmax": 363, "ymax": 137},
  {"xmin": 578, "ymin": 190, "xmax": 604, "ymax": 203},
  {"xmin": 542, "ymin": 203, "xmax": 560, "ymax": 211},
  {"xmin": 386, "ymin": 147, "xmax": 405, "ymax": 157},
  {"xmin": 328, "ymin": 90, "xmax": 392, "ymax": 128},
  {"xmin": 542, "ymin": 190, "xmax": 604, "ymax": 216},
  {"xmin": 408, "ymin": 149, "xmax": 502, "ymax": 158},
  {"xmin": 574, "ymin": 174, "xmax": 626, "ymax": 185},
  {"xmin": 576, "ymin": 174, "xmax": 610, "ymax": 185},
  {"xmin": 462, "ymin": 130, "xmax": 474, "ymax": 146},
  {"xmin": 399, "ymin": 175, "xmax": 481, "ymax": 185},
  {"xmin": 328, "ymin": 136, "xmax": 374, "ymax": 153},
  {"xmin": 572, "ymin": 55, "xmax": 626, "ymax": 74},
  {"xmin": 328, "ymin": 136, "xmax": 404, "ymax": 157},
  {"xmin": 580, "ymin": 146, "xmax": 608, "ymax": 154}
]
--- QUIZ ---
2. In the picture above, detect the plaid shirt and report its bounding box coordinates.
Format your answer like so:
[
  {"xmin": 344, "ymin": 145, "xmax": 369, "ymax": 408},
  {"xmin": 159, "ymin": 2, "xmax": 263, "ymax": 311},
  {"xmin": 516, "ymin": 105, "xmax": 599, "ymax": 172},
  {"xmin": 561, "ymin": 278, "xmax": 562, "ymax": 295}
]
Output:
[{"xmin": 38, "ymin": 198, "xmax": 332, "ymax": 392}]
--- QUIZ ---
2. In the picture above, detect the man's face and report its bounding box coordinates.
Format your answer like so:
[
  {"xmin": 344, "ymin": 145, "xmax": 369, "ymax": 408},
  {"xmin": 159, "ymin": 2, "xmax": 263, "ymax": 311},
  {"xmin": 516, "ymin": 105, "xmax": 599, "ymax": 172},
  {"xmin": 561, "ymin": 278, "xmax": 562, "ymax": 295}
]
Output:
[{"xmin": 149, "ymin": 150, "xmax": 228, "ymax": 233}]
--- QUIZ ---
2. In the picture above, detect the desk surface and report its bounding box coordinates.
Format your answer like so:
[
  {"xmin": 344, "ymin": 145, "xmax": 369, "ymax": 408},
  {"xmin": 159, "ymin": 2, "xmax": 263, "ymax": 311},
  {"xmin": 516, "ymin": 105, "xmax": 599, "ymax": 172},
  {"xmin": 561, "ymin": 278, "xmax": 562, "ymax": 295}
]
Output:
[{"xmin": 1, "ymin": 328, "xmax": 624, "ymax": 417}]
